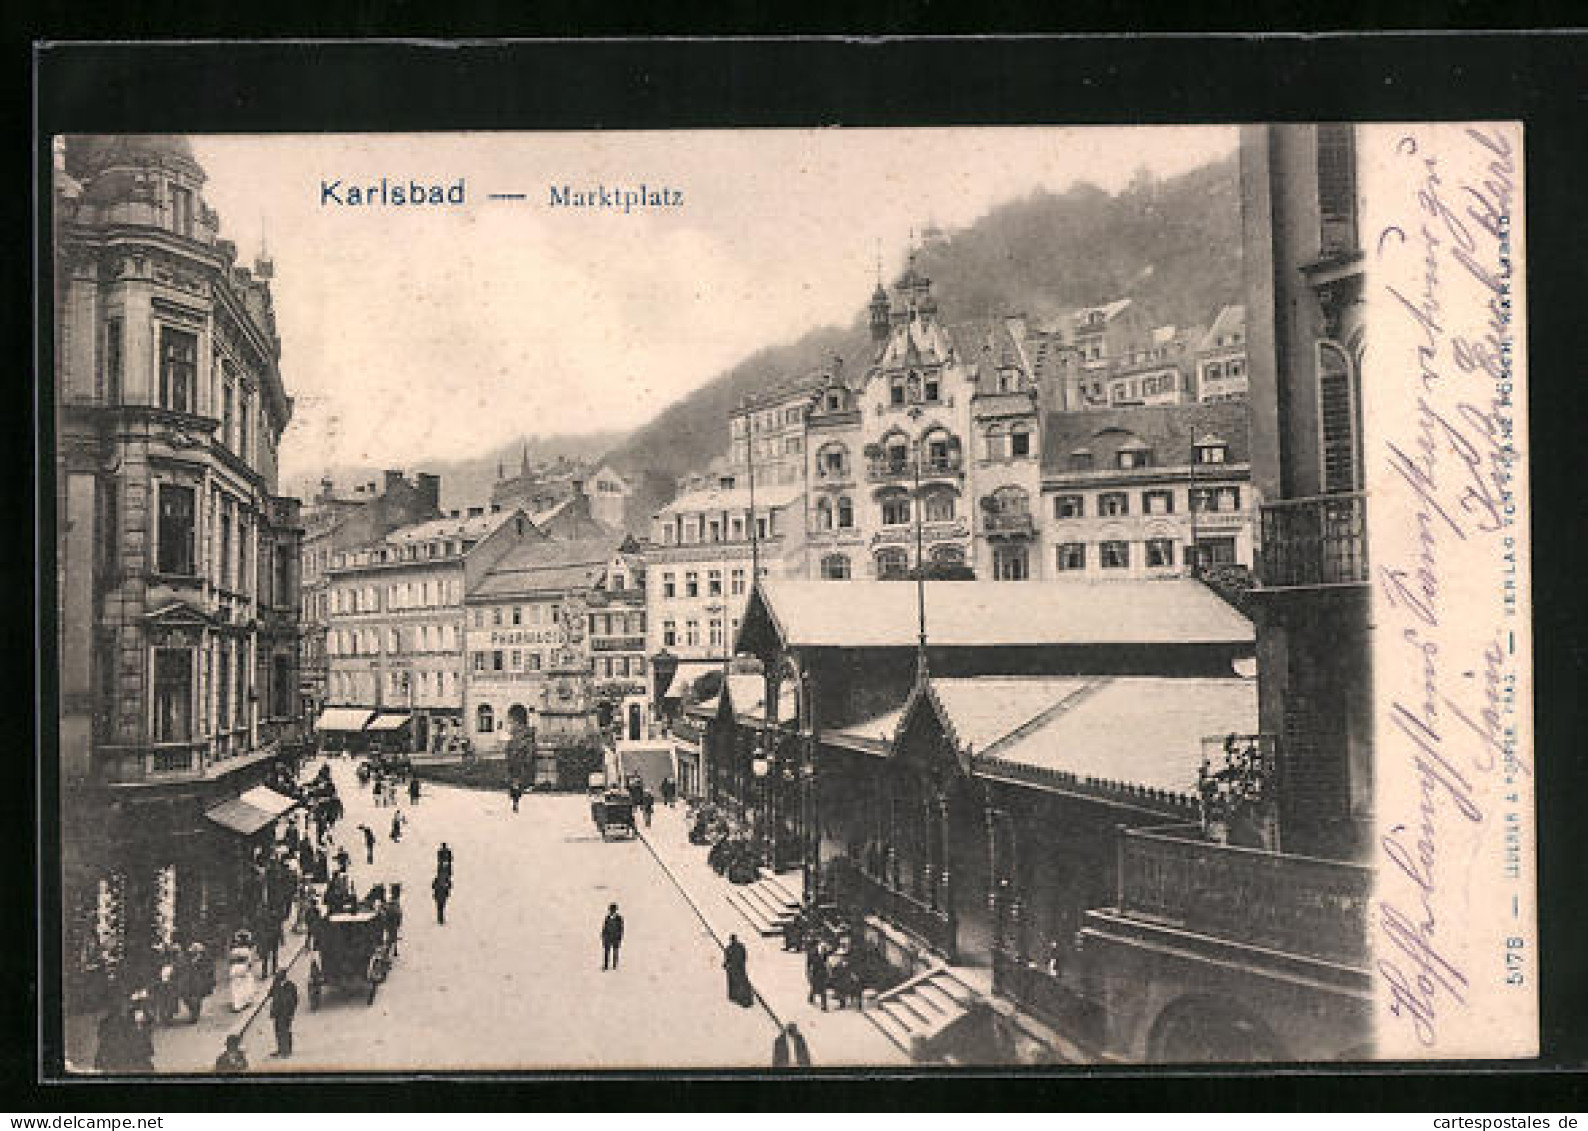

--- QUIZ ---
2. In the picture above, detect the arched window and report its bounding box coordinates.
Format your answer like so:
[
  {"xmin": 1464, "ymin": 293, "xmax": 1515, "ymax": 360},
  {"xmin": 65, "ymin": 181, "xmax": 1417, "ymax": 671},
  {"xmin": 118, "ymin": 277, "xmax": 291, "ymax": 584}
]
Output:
[
  {"xmin": 818, "ymin": 443, "xmax": 849, "ymax": 479},
  {"xmin": 1318, "ymin": 340, "xmax": 1361, "ymax": 492},
  {"xmin": 475, "ymin": 704, "xmax": 495, "ymax": 734},
  {"xmin": 814, "ymin": 497, "xmax": 834, "ymax": 531},
  {"xmin": 923, "ymin": 428, "xmax": 956, "ymax": 472},
  {"xmin": 882, "ymin": 433, "xmax": 911, "ymax": 473},
  {"xmin": 922, "ymin": 488, "xmax": 956, "ymax": 523},
  {"xmin": 837, "ymin": 495, "xmax": 855, "ymax": 528},
  {"xmin": 875, "ymin": 548, "xmax": 909, "ymax": 580},
  {"xmin": 821, "ymin": 554, "xmax": 851, "ymax": 580},
  {"xmin": 992, "ymin": 485, "xmax": 1031, "ymax": 515}
]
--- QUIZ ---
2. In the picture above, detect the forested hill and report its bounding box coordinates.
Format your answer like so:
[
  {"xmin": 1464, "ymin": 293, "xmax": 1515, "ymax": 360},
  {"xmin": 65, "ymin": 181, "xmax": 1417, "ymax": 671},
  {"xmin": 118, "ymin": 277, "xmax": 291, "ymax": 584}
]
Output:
[{"xmin": 602, "ymin": 151, "xmax": 1241, "ymax": 482}]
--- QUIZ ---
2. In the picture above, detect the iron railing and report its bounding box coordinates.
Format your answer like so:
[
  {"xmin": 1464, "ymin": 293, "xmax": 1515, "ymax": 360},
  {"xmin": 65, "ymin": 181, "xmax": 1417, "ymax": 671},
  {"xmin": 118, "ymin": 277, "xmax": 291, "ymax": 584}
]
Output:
[{"xmin": 1258, "ymin": 492, "xmax": 1368, "ymax": 587}]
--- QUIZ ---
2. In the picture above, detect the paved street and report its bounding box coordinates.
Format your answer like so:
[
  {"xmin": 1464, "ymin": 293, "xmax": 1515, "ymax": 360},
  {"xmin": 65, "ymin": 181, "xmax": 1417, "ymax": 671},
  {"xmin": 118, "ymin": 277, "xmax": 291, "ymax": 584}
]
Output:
[{"xmin": 147, "ymin": 758, "xmax": 778, "ymax": 1072}]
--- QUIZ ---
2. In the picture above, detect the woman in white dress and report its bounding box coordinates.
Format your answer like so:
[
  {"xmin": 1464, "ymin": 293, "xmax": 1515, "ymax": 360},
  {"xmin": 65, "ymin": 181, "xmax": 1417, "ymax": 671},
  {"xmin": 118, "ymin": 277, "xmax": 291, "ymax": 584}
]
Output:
[{"xmin": 227, "ymin": 929, "xmax": 257, "ymax": 1012}]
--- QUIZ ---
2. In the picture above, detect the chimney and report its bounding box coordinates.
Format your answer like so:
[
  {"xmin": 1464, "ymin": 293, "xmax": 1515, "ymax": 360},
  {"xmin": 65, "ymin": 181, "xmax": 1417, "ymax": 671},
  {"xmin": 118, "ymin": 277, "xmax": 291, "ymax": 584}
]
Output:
[{"xmin": 415, "ymin": 473, "xmax": 441, "ymax": 512}]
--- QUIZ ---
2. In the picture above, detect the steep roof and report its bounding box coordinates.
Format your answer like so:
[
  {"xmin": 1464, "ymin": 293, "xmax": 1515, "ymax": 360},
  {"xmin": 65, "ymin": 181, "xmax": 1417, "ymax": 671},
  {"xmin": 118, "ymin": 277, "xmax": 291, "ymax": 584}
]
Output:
[
  {"xmin": 385, "ymin": 508, "xmax": 520, "ymax": 544},
  {"xmin": 1072, "ymin": 298, "xmax": 1133, "ymax": 328},
  {"xmin": 658, "ymin": 480, "xmax": 804, "ymax": 517},
  {"xmin": 746, "ymin": 577, "xmax": 1253, "ymax": 650},
  {"xmin": 466, "ymin": 534, "xmax": 621, "ymax": 600},
  {"xmin": 1199, "ymin": 304, "xmax": 1247, "ymax": 352},
  {"xmin": 1040, "ymin": 401, "xmax": 1251, "ymax": 474}
]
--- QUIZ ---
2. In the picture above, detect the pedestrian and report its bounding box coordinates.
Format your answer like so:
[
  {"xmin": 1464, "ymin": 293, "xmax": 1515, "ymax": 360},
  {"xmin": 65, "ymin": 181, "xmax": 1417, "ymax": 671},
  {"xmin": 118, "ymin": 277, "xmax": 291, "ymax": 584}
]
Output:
[
  {"xmin": 180, "ymin": 941, "xmax": 212, "ymax": 1023},
  {"xmin": 600, "ymin": 903, "xmax": 624, "ymax": 971},
  {"xmin": 213, "ymin": 1033, "xmax": 249, "ymax": 1074},
  {"xmin": 772, "ymin": 1022, "xmax": 812, "ymax": 1067},
  {"xmin": 254, "ymin": 909, "xmax": 281, "ymax": 979},
  {"xmin": 268, "ymin": 972, "xmax": 299, "ymax": 1058},
  {"xmin": 805, "ymin": 943, "xmax": 830, "ymax": 1011},
  {"xmin": 661, "ymin": 776, "xmax": 676, "ymax": 807},
  {"xmin": 641, "ymin": 790, "xmax": 654, "ymax": 828},
  {"xmin": 360, "ymin": 823, "xmax": 376, "ymax": 865},
  {"xmin": 432, "ymin": 869, "xmax": 452, "ymax": 924},
  {"xmin": 723, "ymin": 933, "xmax": 754, "ymax": 1008},
  {"xmin": 383, "ymin": 884, "xmax": 404, "ymax": 956},
  {"xmin": 390, "ymin": 809, "xmax": 405, "ymax": 842},
  {"xmin": 93, "ymin": 997, "xmax": 137, "ymax": 1073},
  {"xmin": 151, "ymin": 944, "xmax": 180, "ymax": 1025},
  {"xmin": 335, "ymin": 845, "xmax": 351, "ymax": 874},
  {"xmin": 436, "ymin": 842, "xmax": 454, "ymax": 876},
  {"xmin": 408, "ymin": 776, "xmax": 421, "ymax": 806},
  {"xmin": 509, "ymin": 779, "xmax": 523, "ymax": 813},
  {"xmin": 227, "ymin": 930, "xmax": 257, "ymax": 1013}
]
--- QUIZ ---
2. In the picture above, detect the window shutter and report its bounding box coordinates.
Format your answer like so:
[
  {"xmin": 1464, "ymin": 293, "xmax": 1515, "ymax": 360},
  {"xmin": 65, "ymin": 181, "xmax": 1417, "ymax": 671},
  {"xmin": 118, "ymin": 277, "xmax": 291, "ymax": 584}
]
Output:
[{"xmin": 1318, "ymin": 341, "xmax": 1359, "ymax": 493}]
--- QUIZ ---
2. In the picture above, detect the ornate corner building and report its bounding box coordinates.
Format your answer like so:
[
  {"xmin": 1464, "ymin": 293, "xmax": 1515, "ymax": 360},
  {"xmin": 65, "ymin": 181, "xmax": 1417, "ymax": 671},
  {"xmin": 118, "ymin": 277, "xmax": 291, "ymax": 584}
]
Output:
[{"xmin": 53, "ymin": 136, "xmax": 307, "ymax": 998}]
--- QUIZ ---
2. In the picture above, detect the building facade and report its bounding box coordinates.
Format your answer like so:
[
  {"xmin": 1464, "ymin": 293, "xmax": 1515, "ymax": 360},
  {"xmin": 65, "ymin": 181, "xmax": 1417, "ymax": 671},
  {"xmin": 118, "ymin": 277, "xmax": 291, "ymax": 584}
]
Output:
[
  {"xmin": 54, "ymin": 134, "xmax": 306, "ymax": 998},
  {"xmin": 1039, "ymin": 402, "xmax": 1255, "ymax": 580},
  {"xmin": 299, "ymin": 469, "xmax": 442, "ymax": 720},
  {"xmin": 645, "ymin": 475, "xmax": 805, "ymax": 696}
]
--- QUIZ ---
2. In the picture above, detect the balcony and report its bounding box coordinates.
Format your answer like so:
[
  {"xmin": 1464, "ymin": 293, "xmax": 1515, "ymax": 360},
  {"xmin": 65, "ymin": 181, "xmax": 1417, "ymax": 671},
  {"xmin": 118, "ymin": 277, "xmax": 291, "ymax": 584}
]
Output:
[
  {"xmin": 94, "ymin": 738, "xmax": 280, "ymax": 785},
  {"xmin": 867, "ymin": 455, "xmax": 964, "ymax": 484},
  {"xmin": 1114, "ymin": 822, "xmax": 1370, "ymax": 967},
  {"xmin": 981, "ymin": 511, "xmax": 1036, "ymax": 540},
  {"xmin": 1258, "ymin": 492, "xmax": 1367, "ymax": 588},
  {"xmin": 591, "ymin": 635, "xmax": 646, "ymax": 652}
]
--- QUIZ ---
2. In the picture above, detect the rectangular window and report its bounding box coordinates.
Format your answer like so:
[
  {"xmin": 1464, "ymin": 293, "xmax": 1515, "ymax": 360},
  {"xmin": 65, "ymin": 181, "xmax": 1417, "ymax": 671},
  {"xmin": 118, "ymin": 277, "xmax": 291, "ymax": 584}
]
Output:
[
  {"xmin": 663, "ymin": 620, "xmax": 677, "ymax": 647},
  {"xmin": 1100, "ymin": 540, "xmax": 1130, "ymax": 569},
  {"xmin": 157, "ymin": 483, "xmax": 196, "ymax": 575},
  {"xmin": 1010, "ymin": 430, "xmax": 1031, "ymax": 457},
  {"xmin": 1144, "ymin": 490, "xmax": 1174, "ymax": 516},
  {"xmin": 152, "ymin": 649, "xmax": 193, "ymax": 742},
  {"xmin": 526, "ymin": 653, "xmax": 542, "ymax": 671},
  {"xmin": 103, "ymin": 318, "xmax": 123, "ymax": 403},
  {"xmin": 170, "ymin": 184, "xmax": 193, "ymax": 236},
  {"xmin": 512, "ymin": 605, "xmax": 522, "ymax": 625},
  {"xmin": 663, "ymin": 573, "xmax": 676, "ymax": 599},
  {"xmin": 685, "ymin": 572, "xmax": 699, "ymax": 598},
  {"xmin": 709, "ymin": 618, "xmax": 724, "ymax": 648},
  {"xmin": 1069, "ymin": 452, "xmax": 1093, "ymax": 471},
  {"xmin": 158, "ymin": 327, "xmax": 196, "ymax": 414},
  {"xmin": 1056, "ymin": 543, "xmax": 1086, "ymax": 571},
  {"xmin": 215, "ymin": 645, "xmax": 230, "ymax": 730},
  {"xmin": 1146, "ymin": 538, "xmax": 1175, "ymax": 568},
  {"xmin": 473, "ymin": 652, "xmax": 487, "ymax": 672},
  {"xmin": 1054, "ymin": 494, "xmax": 1084, "ymax": 519},
  {"xmin": 511, "ymin": 649, "xmax": 521, "ymax": 670},
  {"xmin": 708, "ymin": 570, "xmax": 722, "ymax": 597},
  {"xmin": 1099, "ymin": 492, "xmax": 1129, "ymax": 517},
  {"xmin": 685, "ymin": 619, "xmax": 700, "ymax": 647},
  {"xmin": 1196, "ymin": 537, "xmax": 1239, "ymax": 566},
  {"xmin": 730, "ymin": 568, "xmax": 746, "ymax": 595},
  {"xmin": 993, "ymin": 547, "xmax": 1029, "ymax": 581},
  {"xmin": 492, "ymin": 607, "xmax": 503, "ymax": 626},
  {"xmin": 493, "ymin": 650, "xmax": 504, "ymax": 671},
  {"xmin": 1218, "ymin": 486, "xmax": 1242, "ymax": 512}
]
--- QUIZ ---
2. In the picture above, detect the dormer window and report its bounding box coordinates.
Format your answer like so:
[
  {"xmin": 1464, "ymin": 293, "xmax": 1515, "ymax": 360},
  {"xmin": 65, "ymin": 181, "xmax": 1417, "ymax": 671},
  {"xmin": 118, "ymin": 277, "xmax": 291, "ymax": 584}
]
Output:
[
  {"xmin": 1069, "ymin": 448, "xmax": 1094, "ymax": 471},
  {"xmin": 1117, "ymin": 440, "xmax": 1152, "ymax": 469},
  {"xmin": 170, "ymin": 183, "xmax": 193, "ymax": 237},
  {"xmin": 923, "ymin": 373, "xmax": 940, "ymax": 402},
  {"xmin": 890, "ymin": 375, "xmax": 906, "ymax": 406},
  {"xmin": 824, "ymin": 390, "xmax": 843, "ymax": 412},
  {"xmin": 1196, "ymin": 438, "xmax": 1229, "ymax": 464}
]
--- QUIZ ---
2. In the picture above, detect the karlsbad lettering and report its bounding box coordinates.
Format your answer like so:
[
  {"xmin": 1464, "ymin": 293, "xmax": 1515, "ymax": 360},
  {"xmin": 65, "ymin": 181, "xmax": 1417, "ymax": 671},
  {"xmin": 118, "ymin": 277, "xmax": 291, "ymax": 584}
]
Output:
[{"xmin": 320, "ymin": 178, "xmax": 468, "ymax": 206}]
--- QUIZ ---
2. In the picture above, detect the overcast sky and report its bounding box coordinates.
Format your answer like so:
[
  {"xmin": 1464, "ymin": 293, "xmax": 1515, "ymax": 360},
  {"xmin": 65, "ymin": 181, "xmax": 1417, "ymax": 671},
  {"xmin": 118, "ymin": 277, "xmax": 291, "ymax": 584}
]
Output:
[{"xmin": 191, "ymin": 128, "xmax": 1236, "ymax": 482}]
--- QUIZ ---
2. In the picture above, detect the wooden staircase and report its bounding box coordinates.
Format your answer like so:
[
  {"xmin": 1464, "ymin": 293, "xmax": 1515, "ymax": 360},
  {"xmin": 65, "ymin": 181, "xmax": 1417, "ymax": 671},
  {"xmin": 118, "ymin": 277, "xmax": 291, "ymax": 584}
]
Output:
[
  {"xmin": 866, "ymin": 965, "xmax": 982, "ymax": 1059},
  {"xmin": 723, "ymin": 868, "xmax": 803, "ymax": 938}
]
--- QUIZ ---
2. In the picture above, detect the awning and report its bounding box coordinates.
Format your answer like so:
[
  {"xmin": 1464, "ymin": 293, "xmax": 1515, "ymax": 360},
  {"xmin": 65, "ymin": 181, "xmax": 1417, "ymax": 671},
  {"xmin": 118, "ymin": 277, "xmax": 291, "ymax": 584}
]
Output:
[
  {"xmin": 205, "ymin": 786, "xmax": 300, "ymax": 838},
  {"xmin": 315, "ymin": 707, "xmax": 375, "ymax": 733},
  {"xmin": 365, "ymin": 713, "xmax": 412, "ymax": 732}
]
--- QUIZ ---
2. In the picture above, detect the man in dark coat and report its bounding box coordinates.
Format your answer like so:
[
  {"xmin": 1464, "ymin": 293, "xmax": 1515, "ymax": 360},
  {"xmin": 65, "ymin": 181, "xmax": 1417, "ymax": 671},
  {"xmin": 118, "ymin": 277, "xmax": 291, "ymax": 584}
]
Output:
[
  {"xmin": 432, "ymin": 870, "xmax": 452, "ymax": 924},
  {"xmin": 723, "ymin": 934, "xmax": 754, "ymax": 1008},
  {"xmin": 360, "ymin": 824, "xmax": 376, "ymax": 865},
  {"xmin": 179, "ymin": 942, "xmax": 213, "ymax": 1023},
  {"xmin": 436, "ymin": 842, "xmax": 454, "ymax": 875},
  {"xmin": 805, "ymin": 942, "xmax": 830, "ymax": 1011},
  {"xmin": 509, "ymin": 779, "xmax": 523, "ymax": 813},
  {"xmin": 772, "ymin": 1022, "xmax": 812, "ymax": 1067},
  {"xmin": 254, "ymin": 909, "xmax": 282, "ymax": 979},
  {"xmin": 601, "ymin": 903, "xmax": 624, "ymax": 970},
  {"xmin": 268, "ymin": 973, "xmax": 299, "ymax": 1058},
  {"xmin": 408, "ymin": 776, "xmax": 421, "ymax": 805}
]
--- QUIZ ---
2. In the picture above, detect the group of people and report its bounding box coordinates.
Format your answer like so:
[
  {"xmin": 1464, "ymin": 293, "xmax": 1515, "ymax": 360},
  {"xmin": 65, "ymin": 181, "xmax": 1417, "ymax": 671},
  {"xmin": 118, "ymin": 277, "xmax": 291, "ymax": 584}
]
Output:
[{"xmin": 92, "ymin": 938, "xmax": 218, "ymax": 1072}]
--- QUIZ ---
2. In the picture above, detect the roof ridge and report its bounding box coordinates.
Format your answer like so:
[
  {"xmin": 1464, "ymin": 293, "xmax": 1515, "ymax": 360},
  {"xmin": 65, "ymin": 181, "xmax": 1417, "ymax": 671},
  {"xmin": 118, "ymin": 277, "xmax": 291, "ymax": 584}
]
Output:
[{"xmin": 976, "ymin": 678, "xmax": 1111, "ymax": 760}]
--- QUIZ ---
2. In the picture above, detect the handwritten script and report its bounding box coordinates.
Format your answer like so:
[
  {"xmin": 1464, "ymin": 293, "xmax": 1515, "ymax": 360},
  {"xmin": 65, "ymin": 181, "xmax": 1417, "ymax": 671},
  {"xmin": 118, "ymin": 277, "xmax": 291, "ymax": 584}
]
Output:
[{"xmin": 1373, "ymin": 125, "xmax": 1521, "ymax": 1049}]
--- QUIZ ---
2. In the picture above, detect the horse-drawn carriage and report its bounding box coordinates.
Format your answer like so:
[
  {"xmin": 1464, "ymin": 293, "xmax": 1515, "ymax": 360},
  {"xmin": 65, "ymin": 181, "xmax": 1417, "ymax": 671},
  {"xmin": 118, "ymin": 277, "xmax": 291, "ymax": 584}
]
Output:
[
  {"xmin": 308, "ymin": 901, "xmax": 393, "ymax": 1008},
  {"xmin": 590, "ymin": 790, "xmax": 637, "ymax": 840}
]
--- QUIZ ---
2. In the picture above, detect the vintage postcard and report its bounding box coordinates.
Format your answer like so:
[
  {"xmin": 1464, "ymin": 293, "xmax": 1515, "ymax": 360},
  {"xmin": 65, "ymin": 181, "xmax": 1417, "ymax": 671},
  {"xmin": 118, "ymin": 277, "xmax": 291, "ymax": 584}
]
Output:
[{"xmin": 45, "ymin": 118, "xmax": 1532, "ymax": 1073}]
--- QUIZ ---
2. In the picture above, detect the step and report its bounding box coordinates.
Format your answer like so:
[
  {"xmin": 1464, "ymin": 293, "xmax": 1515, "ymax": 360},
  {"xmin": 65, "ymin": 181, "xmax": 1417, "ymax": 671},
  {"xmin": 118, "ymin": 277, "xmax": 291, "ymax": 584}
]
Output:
[
  {"xmin": 723, "ymin": 888, "xmax": 783, "ymax": 937},
  {"xmin": 759, "ymin": 868, "xmax": 805, "ymax": 906},
  {"xmin": 888, "ymin": 992, "xmax": 941, "ymax": 1030},
  {"xmin": 916, "ymin": 979, "xmax": 966, "ymax": 1014},
  {"xmin": 866, "ymin": 1007, "xmax": 915, "ymax": 1055},
  {"xmin": 738, "ymin": 881, "xmax": 788, "ymax": 922}
]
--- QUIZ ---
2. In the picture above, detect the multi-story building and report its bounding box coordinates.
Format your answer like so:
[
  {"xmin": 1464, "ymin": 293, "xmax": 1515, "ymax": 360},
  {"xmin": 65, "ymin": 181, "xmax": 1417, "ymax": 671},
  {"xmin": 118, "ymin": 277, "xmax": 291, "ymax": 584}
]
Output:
[
  {"xmin": 323, "ymin": 505, "xmax": 532, "ymax": 754},
  {"xmin": 1194, "ymin": 304, "xmax": 1249, "ymax": 402},
  {"xmin": 1098, "ymin": 323, "xmax": 1202, "ymax": 408},
  {"xmin": 299, "ymin": 469, "xmax": 442, "ymax": 720},
  {"xmin": 646, "ymin": 473, "xmax": 805, "ymax": 697},
  {"xmin": 54, "ymin": 134, "xmax": 305, "ymax": 993},
  {"xmin": 461, "ymin": 531, "xmax": 619, "ymax": 760},
  {"xmin": 1039, "ymin": 401, "xmax": 1254, "ymax": 580},
  {"xmin": 1074, "ymin": 122, "xmax": 1372, "ymax": 1063},
  {"xmin": 726, "ymin": 373, "xmax": 825, "ymax": 488},
  {"xmin": 586, "ymin": 543, "xmax": 648, "ymax": 705}
]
